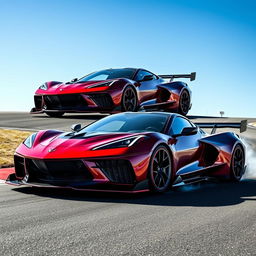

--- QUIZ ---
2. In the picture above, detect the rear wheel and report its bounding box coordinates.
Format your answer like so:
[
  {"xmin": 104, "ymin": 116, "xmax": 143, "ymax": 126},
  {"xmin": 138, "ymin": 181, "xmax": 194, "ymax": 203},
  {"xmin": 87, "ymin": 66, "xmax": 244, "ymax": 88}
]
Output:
[
  {"xmin": 230, "ymin": 144, "xmax": 245, "ymax": 181},
  {"xmin": 178, "ymin": 90, "xmax": 190, "ymax": 116},
  {"xmin": 148, "ymin": 145, "xmax": 172, "ymax": 193},
  {"xmin": 121, "ymin": 86, "xmax": 138, "ymax": 112},
  {"xmin": 46, "ymin": 112, "xmax": 65, "ymax": 118}
]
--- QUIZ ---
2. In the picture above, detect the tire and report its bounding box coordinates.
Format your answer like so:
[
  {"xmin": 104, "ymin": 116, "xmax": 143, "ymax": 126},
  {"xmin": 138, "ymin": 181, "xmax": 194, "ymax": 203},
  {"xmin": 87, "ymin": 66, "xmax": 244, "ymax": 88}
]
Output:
[
  {"xmin": 230, "ymin": 144, "xmax": 245, "ymax": 181},
  {"xmin": 148, "ymin": 145, "xmax": 172, "ymax": 193},
  {"xmin": 121, "ymin": 86, "xmax": 138, "ymax": 112},
  {"xmin": 46, "ymin": 112, "xmax": 65, "ymax": 118},
  {"xmin": 178, "ymin": 89, "xmax": 190, "ymax": 116}
]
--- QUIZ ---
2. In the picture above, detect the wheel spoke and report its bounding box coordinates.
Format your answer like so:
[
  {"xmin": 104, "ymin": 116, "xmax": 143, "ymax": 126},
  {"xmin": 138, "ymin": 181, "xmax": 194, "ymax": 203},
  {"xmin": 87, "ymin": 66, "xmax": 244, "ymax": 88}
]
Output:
[
  {"xmin": 232, "ymin": 147, "xmax": 244, "ymax": 178},
  {"xmin": 152, "ymin": 148, "xmax": 171, "ymax": 189}
]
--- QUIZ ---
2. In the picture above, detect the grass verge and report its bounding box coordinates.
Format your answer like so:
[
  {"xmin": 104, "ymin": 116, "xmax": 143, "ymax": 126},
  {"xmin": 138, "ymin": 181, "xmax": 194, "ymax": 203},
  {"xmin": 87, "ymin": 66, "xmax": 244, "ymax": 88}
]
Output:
[{"xmin": 0, "ymin": 129, "xmax": 33, "ymax": 168}]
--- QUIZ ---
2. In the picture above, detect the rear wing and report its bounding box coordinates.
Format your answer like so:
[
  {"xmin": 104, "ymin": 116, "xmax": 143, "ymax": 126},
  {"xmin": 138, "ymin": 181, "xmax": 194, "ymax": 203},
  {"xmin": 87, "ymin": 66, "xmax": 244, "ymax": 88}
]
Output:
[
  {"xmin": 195, "ymin": 120, "xmax": 247, "ymax": 134},
  {"xmin": 159, "ymin": 72, "xmax": 196, "ymax": 82}
]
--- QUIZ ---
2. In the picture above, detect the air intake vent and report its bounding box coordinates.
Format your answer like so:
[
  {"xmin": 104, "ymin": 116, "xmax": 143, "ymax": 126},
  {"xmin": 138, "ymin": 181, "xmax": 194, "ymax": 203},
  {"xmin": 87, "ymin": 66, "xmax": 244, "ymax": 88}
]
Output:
[
  {"xmin": 34, "ymin": 96, "xmax": 43, "ymax": 109},
  {"xmin": 14, "ymin": 155, "xmax": 25, "ymax": 179},
  {"xmin": 26, "ymin": 159, "xmax": 93, "ymax": 185},
  {"xmin": 96, "ymin": 159, "xmax": 135, "ymax": 184},
  {"xmin": 89, "ymin": 94, "xmax": 113, "ymax": 108},
  {"xmin": 43, "ymin": 94, "xmax": 87, "ymax": 109}
]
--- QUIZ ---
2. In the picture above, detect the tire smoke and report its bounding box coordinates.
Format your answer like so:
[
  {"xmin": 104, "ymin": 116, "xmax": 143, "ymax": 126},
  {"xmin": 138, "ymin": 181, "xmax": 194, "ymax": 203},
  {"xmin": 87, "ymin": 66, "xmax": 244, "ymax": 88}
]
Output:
[{"xmin": 242, "ymin": 140, "xmax": 256, "ymax": 179}]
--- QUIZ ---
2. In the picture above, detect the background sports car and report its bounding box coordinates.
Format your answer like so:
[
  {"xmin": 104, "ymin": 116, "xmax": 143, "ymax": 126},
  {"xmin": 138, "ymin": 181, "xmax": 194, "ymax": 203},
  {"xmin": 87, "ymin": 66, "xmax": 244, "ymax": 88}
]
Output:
[
  {"xmin": 31, "ymin": 68, "xmax": 196, "ymax": 117},
  {"xmin": 7, "ymin": 112, "xmax": 247, "ymax": 193}
]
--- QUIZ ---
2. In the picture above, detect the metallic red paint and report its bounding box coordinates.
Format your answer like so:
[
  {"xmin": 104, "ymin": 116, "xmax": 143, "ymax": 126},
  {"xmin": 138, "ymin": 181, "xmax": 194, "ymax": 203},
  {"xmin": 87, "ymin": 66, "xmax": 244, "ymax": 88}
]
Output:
[
  {"xmin": 7, "ymin": 113, "xmax": 246, "ymax": 192},
  {"xmin": 31, "ymin": 68, "xmax": 194, "ymax": 116}
]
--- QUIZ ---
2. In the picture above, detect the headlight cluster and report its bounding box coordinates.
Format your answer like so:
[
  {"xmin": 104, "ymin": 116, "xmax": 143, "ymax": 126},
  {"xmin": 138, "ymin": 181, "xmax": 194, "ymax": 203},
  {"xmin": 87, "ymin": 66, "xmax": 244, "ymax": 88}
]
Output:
[
  {"xmin": 23, "ymin": 133, "xmax": 37, "ymax": 148},
  {"xmin": 39, "ymin": 83, "xmax": 48, "ymax": 90},
  {"xmin": 92, "ymin": 135, "xmax": 145, "ymax": 150},
  {"xmin": 88, "ymin": 81, "xmax": 114, "ymax": 89}
]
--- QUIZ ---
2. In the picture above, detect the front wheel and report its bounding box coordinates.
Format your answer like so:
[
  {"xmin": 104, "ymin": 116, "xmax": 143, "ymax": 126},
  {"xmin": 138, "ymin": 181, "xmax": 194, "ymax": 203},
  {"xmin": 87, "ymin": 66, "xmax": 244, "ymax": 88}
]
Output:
[
  {"xmin": 46, "ymin": 112, "xmax": 65, "ymax": 118},
  {"xmin": 178, "ymin": 90, "xmax": 190, "ymax": 116},
  {"xmin": 148, "ymin": 145, "xmax": 172, "ymax": 193},
  {"xmin": 230, "ymin": 144, "xmax": 245, "ymax": 181},
  {"xmin": 121, "ymin": 86, "xmax": 138, "ymax": 112}
]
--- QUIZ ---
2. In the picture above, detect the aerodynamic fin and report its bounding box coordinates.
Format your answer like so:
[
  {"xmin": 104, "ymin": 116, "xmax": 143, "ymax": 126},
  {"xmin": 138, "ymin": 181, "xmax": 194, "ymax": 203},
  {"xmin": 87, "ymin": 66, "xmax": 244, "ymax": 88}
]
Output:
[
  {"xmin": 195, "ymin": 120, "xmax": 247, "ymax": 134},
  {"xmin": 159, "ymin": 72, "xmax": 196, "ymax": 82}
]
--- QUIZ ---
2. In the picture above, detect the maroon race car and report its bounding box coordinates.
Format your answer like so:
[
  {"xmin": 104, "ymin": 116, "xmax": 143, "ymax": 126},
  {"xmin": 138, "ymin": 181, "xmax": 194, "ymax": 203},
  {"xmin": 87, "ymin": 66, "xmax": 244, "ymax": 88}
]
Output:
[
  {"xmin": 31, "ymin": 68, "xmax": 196, "ymax": 117},
  {"xmin": 7, "ymin": 112, "xmax": 247, "ymax": 193}
]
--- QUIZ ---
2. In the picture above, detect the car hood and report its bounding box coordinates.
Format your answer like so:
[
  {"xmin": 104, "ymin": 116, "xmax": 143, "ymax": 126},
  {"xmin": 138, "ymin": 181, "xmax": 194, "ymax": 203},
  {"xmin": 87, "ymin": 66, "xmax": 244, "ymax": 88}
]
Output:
[
  {"xmin": 37, "ymin": 80, "xmax": 112, "ymax": 94},
  {"xmin": 16, "ymin": 131, "xmax": 146, "ymax": 159}
]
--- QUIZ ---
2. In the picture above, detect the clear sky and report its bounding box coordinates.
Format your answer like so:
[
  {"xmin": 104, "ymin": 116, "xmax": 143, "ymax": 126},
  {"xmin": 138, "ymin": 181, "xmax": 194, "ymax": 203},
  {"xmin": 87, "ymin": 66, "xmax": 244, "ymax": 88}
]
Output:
[{"xmin": 0, "ymin": 0, "xmax": 255, "ymax": 117}]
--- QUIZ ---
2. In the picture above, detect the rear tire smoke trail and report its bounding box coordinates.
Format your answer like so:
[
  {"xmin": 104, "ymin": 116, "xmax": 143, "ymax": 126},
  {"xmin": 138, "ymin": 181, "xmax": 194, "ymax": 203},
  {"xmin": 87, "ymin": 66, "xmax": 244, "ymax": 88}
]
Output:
[{"xmin": 242, "ymin": 140, "xmax": 256, "ymax": 179}]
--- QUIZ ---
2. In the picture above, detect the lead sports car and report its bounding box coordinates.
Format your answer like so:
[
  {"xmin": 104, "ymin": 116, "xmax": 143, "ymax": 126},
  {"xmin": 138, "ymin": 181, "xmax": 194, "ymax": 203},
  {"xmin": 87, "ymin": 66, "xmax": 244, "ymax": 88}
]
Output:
[
  {"xmin": 30, "ymin": 68, "xmax": 196, "ymax": 117},
  {"xmin": 7, "ymin": 112, "xmax": 247, "ymax": 193}
]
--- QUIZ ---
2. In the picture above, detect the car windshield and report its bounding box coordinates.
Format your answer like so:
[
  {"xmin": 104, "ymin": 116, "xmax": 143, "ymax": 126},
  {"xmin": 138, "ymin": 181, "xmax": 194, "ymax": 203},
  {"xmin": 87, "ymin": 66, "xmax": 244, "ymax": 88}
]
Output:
[
  {"xmin": 77, "ymin": 113, "xmax": 168, "ymax": 134},
  {"xmin": 77, "ymin": 69, "xmax": 136, "ymax": 82}
]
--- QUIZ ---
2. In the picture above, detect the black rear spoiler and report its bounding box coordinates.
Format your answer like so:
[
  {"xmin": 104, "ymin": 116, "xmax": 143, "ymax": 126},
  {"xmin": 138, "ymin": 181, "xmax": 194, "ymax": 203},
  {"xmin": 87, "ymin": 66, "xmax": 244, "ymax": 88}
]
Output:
[
  {"xmin": 159, "ymin": 72, "xmax": 196, "ymax": 82},
  {"xmin": 195, "ymin": 120, "xmax": 247, "ymax": 134}
]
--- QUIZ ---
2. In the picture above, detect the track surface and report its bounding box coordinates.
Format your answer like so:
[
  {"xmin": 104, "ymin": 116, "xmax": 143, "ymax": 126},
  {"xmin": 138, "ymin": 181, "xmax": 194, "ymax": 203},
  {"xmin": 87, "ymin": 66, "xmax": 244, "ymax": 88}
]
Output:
[{"xmin": 1, "ymin": 112, "xmax": 256, "ymax": 255}]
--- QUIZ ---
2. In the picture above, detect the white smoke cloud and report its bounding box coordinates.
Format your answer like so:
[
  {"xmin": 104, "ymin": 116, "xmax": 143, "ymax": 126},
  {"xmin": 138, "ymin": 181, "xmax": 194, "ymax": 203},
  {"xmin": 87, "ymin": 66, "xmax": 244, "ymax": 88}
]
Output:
[{"xmin": 242, "ymin": 140, "xmax": 256, "ymax": 179}]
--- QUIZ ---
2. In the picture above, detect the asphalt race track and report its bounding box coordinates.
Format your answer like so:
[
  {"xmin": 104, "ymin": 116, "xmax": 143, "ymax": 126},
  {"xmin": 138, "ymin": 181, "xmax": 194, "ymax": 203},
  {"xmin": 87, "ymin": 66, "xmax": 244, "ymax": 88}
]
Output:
[{"xmin": 1, "ymin": 112, "xmax": 256, "ymax": 255}]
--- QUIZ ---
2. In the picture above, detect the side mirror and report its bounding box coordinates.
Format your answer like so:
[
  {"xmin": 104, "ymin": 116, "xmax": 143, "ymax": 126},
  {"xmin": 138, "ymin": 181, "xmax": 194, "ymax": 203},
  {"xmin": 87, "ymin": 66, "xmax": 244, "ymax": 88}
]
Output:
[
  {"xmin": 71, "ymin": 123, "xmax": 81, "ymax": 132},
  {"xmin": 71, "ymin": 78, "xmax": 78, "ymax": 83},
  {"xmin": 139, "ymin": 75, "xmax": 154, "ymax": 82},
  {"xmin": 172, "ymin": 127, "xmax": 197, "ymax": 137},
  {"xmin": 181, "ymin": 127, "xmax": 198, "ymax": 136}
]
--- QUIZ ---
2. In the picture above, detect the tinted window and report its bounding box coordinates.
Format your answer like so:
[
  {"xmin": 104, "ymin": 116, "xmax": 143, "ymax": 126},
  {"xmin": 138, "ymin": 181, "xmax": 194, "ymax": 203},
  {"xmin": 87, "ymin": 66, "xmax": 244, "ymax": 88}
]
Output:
[
  {"xmin": 77, "ymin": 69, "xmax": 136, "ymax": 82},
  {"xmin": 77, "ymin": 113, "xmax": 168, "ymax": 134},
  {"xmin": 134, "ymin": 70, "xmax": 156, "ymax": 82},
  {"xmin": 169, "ymin": 117, "xmax": 192, "ymax": 135}
]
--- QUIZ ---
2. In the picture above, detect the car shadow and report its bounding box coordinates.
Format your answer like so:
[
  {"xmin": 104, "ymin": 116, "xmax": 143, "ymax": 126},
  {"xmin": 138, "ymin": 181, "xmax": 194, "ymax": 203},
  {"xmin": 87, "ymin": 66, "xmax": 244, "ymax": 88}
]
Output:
[
  {"xmin": 31, "ymin": 114, "xmax": 109, "ymax": 120},
  {"xmin": 188, "ymin": 115, "xmax": 223, "ymax": 119},
  {"xmin": 12, "ymin": 179, "xmax": 256, "ymax": 207},
  {"xmin": 31, "ymin": 114, "xmax": 231, "ymax": 121}
]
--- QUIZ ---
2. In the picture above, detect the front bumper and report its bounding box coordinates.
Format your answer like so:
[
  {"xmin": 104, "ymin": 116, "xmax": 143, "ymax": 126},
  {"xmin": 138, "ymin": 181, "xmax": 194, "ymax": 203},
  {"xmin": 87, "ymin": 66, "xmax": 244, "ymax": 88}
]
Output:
[
  {"xmin": 6, "ymin": 174, "xmax": 149, "ymax": 193},
  {"xmin": 31, "ymin": 93, "xmax": 119, "ymax": 114},
  {"xmin": 7, "ymin": 154, "xmax": 150, "ymax": 192}
]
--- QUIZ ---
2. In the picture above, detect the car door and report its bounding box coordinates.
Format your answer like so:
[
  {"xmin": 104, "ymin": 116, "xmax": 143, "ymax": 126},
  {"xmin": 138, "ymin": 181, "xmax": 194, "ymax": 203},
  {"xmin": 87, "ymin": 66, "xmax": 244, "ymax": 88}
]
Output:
[
  {"xmin": 135, "ymin": 70, "xmax": 159, "ymax": 102},
  {"xmin": 168, "ymin": 116, "xmax": 202, "ymax": 170}
]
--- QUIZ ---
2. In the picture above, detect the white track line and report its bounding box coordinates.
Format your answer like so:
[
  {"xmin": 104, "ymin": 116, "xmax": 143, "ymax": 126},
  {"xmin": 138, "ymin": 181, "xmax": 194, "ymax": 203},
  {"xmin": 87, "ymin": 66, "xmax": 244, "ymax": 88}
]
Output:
[
  {"xmin": 248, "ymin": 122, "xmax": 256, "ymax": 128},
  {"xmin": 0, "ymin": 180, "xmax": 6, "ymax": 185}
]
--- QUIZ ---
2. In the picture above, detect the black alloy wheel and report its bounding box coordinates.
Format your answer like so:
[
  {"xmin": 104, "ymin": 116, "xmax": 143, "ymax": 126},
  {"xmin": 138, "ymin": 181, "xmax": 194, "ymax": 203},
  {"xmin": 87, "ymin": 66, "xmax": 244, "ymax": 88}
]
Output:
[
  {"xmin": 179, "ymin": 90, "xmax": 190, "ymax": 116},
  {"xmin": 230, "ymin": 144, "xmax": 245, "ymax": 181},
  {"xmin": 149, "ymin": 146, "xmax": 172, "ymax": 193},
  {"xmin": 121, "ymin": 86, "xmax": 137, "ymax": 112}
]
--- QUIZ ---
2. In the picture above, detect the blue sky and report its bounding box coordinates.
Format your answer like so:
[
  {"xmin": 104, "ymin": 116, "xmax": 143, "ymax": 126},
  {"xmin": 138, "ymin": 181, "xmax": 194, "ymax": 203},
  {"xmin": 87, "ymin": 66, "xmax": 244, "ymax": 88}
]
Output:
[{"xmin": 0, "ymin": 0, "xmax": 255, "ymax": 117}]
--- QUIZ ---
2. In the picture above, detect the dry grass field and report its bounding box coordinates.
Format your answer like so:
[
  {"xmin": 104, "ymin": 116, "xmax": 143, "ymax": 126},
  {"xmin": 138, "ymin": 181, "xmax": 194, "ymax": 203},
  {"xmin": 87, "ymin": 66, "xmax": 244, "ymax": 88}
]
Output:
[{"xmin": 0, "ymin": 129, "xmax": 32, "ymax": 168}]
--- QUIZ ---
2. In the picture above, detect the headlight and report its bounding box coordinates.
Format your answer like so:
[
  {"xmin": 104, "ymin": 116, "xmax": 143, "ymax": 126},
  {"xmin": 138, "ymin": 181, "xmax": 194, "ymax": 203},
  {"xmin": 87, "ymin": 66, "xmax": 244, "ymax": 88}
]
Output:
[
  {"xmin": 92, "ymin": 135, "xmax": 145, "ymax": 150},
  {"xmin": 88, "ymin": 81, "xmax": 114, "ymax": 89},
  {"xmin": 39, "ymin": 83, "xmax": 48, "ymax": 90},
  {"xmin": 23, "ymin": 133, "xmax": 37, "ymax": 148}
]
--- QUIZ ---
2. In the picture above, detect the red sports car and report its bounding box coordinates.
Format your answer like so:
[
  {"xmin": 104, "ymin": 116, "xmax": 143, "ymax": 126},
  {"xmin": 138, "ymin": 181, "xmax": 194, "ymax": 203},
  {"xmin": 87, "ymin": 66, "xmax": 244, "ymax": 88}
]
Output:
[
  {"xmin": 7, "ymin": 112, "xmax": 247, "ymax": 193},
  {"xmin": 30, "ymin": 68, "xmax": 196, "ymax": 117}
]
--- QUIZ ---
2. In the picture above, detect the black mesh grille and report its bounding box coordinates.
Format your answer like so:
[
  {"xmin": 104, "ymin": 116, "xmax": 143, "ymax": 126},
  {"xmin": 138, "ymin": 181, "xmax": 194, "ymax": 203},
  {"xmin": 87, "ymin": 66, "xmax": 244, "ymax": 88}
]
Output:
[
  {"xmin": 43, "ymin": 94, "xmax": 87, "ymax": 109},
  {"xmin": 96, "ymin": 160, "xmax": 135, "ymax": 184},
  {"xmin": 14, "ymin": 155, "xmax": 26, "ymax": 178},
  {"xmin": 34, "ymin": 96, "xmax": 43, "ymax": 109},
  {"xmin": 89, "ymin": 94, "xmax": 113, "ymax": 108},
  {"xmin": 26, "ymin": 159, "xmax": 93, "ymax": 185}
]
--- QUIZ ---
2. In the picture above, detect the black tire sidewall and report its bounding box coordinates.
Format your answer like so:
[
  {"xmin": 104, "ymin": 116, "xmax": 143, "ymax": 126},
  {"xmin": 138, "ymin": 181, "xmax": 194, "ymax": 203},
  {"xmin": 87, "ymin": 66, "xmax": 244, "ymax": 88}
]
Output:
[
  {"xmin": 148, "ymin": 145, "xmax": 172, "ymax": 193},
  {"xmin": 230, "ymin": 144, "xmax": 245, "ymax": 181},
  {"xmin": 178, "ymin": 89, "xmax": 190, "ymax": 116},
  {"xmin": 121, "ymin": 85, "xmax": 138, "ymax": 112}
]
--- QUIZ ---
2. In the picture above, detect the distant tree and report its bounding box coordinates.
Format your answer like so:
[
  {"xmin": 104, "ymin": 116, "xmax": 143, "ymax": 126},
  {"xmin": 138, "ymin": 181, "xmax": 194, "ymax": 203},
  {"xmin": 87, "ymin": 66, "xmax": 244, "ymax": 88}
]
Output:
[{"xmin": 220, "ymin": 111, "xmax": 224, "ymax": 117}]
